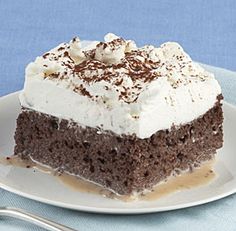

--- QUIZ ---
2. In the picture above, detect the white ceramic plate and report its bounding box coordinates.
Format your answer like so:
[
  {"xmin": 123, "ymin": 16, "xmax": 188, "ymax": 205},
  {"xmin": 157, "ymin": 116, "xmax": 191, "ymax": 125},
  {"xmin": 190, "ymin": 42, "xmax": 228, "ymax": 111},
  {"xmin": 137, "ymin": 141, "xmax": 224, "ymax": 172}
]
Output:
[{"xmin": 0, "ymin": 92, "xmax": 236, "ymax": 214}]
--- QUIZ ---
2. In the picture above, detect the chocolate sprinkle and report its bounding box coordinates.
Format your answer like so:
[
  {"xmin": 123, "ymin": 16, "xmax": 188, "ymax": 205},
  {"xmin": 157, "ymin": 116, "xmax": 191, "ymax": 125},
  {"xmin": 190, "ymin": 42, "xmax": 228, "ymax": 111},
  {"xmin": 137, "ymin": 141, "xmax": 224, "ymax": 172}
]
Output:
[{"xmin": 42, "ymin": 53, "xmax": 50, "ymax": 59}]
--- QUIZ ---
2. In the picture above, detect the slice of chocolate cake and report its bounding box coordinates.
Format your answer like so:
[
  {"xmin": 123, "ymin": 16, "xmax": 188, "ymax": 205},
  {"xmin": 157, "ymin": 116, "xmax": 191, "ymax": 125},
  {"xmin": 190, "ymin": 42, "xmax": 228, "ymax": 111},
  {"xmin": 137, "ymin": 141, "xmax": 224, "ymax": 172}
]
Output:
[{"xmin": 14, "ymin": 33, "xmax": 223, "ymax": 196}]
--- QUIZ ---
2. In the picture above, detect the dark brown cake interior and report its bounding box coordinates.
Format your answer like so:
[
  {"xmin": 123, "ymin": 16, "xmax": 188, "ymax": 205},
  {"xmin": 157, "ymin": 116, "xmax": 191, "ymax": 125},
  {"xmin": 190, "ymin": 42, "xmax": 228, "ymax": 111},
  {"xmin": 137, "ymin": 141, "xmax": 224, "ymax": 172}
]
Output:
[{"xmin": 14, "ymin": 95, "xmax": 223, "ymax": 195}]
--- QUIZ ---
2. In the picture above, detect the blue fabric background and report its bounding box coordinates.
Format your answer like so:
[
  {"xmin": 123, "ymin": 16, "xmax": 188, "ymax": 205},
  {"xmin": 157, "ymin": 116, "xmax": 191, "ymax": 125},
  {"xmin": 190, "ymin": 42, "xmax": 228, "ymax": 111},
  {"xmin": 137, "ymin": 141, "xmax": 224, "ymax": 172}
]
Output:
[
  {"xmin": 0, "ymin": 0, "xmax": 235, "ymax": 97},
  {"xmin": 0, "ymin": 1, "xmax": 236, "ymax": 230}
]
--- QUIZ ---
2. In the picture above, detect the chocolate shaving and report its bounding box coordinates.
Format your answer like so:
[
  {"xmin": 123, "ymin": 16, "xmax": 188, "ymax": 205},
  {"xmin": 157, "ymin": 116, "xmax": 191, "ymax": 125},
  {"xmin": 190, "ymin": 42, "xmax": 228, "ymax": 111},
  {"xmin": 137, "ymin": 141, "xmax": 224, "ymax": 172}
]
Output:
[
  {"xmin": 58, "ymin": 47, "xmax": 65, "ymax": 51},
  {"xmin": 42, "ymin": 53, "xmax": 50, "ymax": 59},
  {"xmin": 74, "ymin": 84, "xmax": 92, "ymax": 98}
]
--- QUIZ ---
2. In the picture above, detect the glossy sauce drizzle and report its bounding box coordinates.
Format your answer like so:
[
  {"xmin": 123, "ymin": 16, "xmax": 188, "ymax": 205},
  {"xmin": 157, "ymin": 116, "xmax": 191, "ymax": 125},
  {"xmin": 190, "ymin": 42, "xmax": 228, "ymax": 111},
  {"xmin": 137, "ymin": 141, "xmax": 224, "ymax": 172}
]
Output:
[{"xmin": 0, "ymin": 156, "xmax": 216, "ymax": 201}]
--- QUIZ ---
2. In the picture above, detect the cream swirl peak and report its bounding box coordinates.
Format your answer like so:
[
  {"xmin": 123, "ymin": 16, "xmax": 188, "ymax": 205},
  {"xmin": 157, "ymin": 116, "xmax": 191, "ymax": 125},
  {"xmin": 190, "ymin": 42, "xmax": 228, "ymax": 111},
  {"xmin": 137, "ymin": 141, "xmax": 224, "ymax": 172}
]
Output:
[{"xmin": 25, "ymin": 33, "xmax": 213, "ymax": 104}]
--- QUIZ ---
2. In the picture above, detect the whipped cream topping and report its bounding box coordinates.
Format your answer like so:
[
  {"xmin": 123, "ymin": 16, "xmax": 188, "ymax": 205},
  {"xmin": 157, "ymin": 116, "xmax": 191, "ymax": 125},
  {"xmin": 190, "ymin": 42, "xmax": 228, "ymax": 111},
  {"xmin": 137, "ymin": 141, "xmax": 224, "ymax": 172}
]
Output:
[{"xmin": 20, "ymin": 33, "xmax": 222, "ymax": 138}]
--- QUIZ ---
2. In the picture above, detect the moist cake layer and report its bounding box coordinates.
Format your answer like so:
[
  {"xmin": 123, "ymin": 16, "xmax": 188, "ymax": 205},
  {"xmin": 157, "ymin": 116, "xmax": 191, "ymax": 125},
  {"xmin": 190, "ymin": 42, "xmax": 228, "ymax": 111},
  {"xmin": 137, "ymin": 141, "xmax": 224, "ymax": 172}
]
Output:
[
  {"xmin": 14, "ymin": 95, "xmax": 223, "ymax": 195},
  {"xmin": 19, "ymin": 34, "xmax": 221, "ymax": 138}
]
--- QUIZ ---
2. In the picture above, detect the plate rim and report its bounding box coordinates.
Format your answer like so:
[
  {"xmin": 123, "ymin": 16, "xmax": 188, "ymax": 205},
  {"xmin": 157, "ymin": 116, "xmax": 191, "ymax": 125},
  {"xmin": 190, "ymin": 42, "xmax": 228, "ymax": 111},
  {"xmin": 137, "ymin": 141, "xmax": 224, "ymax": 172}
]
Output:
[{"xmin": 0, "ymin": 91, "xmax": 236, "ymax": 214}]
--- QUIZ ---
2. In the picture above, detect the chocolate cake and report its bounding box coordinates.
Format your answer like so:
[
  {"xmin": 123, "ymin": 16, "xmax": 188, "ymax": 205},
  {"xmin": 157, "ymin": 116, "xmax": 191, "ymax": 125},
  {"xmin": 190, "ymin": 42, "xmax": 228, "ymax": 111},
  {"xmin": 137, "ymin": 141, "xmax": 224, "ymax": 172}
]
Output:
[{"xmin": 14, "ymin": 33, "xmax": 223, "ymax": 196}]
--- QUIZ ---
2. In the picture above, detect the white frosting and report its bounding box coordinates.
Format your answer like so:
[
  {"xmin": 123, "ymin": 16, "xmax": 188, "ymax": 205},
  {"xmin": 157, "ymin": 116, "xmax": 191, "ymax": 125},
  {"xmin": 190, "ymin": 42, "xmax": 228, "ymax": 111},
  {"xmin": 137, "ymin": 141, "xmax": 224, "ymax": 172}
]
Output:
[{"xmin": 20, "ymin": 34, "xmax": 222, "ymax": 139}]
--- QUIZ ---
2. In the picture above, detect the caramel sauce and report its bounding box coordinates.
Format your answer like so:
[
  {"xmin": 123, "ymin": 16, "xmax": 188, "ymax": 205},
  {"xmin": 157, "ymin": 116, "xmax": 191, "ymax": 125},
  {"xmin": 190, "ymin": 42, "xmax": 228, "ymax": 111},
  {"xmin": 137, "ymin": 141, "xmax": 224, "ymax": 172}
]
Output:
[
  {"xmin": 143, "ymin": 163, "xmax": 215, "ymax": 201},
  {"xmin": 0, "ymin": 156, "xmax": 216, "ymax": 201}
]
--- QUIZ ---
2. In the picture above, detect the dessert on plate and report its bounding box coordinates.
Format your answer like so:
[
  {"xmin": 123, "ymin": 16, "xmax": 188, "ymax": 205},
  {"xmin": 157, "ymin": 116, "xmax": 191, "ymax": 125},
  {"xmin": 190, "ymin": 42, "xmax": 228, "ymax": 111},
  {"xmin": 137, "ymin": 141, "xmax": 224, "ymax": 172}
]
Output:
[{"xmin": 14, "ymin": 33, "xmax": 223, "ymax": 197}]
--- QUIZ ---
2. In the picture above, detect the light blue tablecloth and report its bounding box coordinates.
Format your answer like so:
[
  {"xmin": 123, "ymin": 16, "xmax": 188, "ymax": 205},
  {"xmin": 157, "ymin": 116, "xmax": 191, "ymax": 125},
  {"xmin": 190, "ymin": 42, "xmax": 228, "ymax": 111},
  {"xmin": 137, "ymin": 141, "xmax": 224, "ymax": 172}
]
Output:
[{"xmin": 1, "ymin": 1, "xmax": 236, "ymax": 230}]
